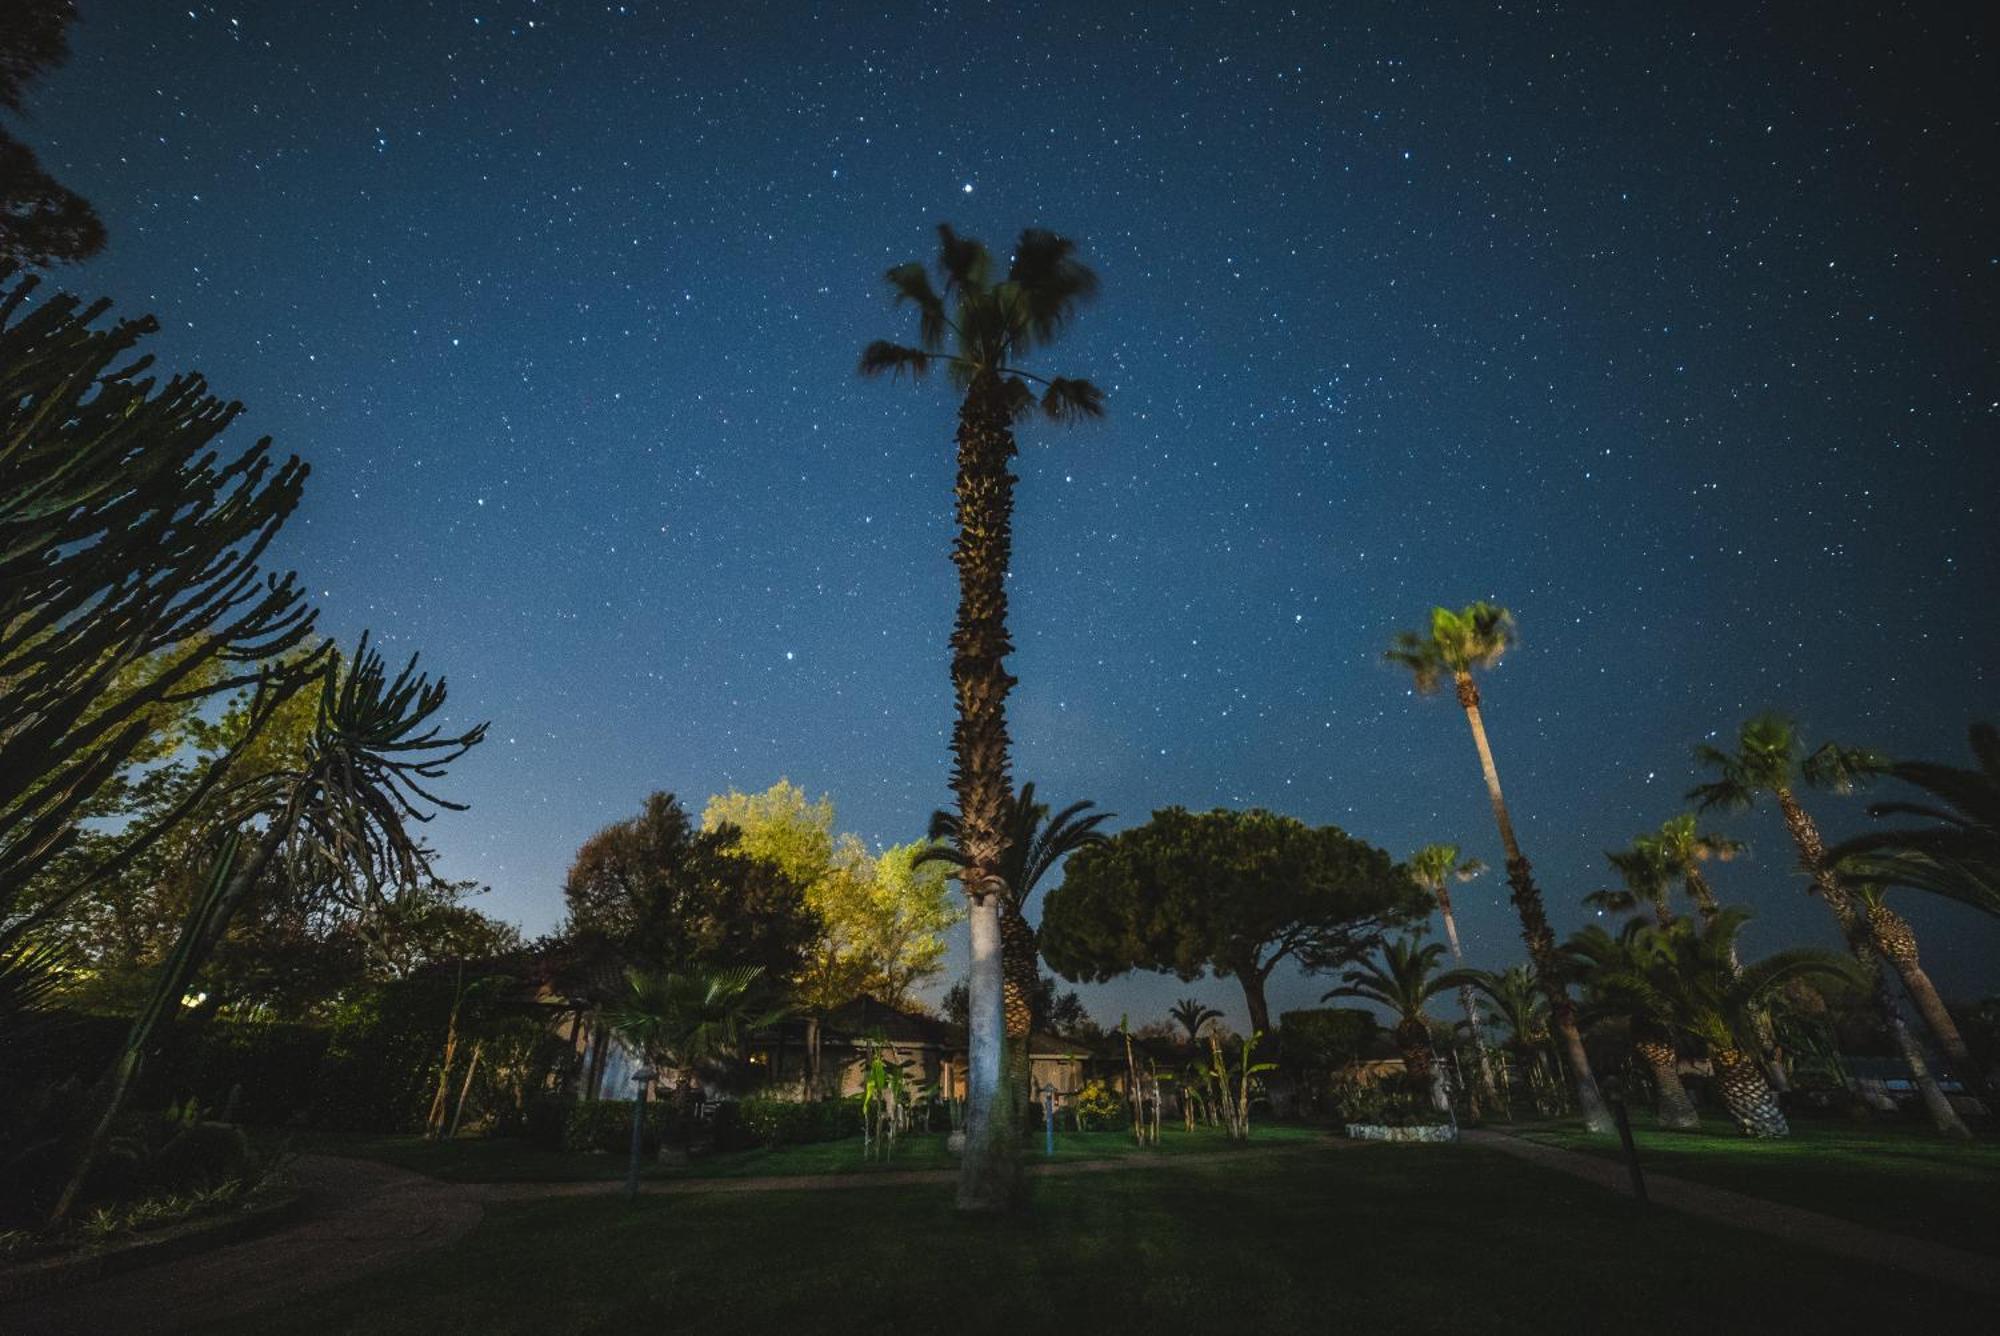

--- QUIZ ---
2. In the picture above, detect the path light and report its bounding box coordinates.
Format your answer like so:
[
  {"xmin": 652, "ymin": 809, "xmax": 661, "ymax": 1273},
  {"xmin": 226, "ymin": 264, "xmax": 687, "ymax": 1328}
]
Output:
[
  {"xmin": 626, "ymin": 1066, "xmax": 656, "ymax": 1200},
  {"xmin": 1041, "ymin": 1082, "xmax": 1058, "ymax": 1157}
]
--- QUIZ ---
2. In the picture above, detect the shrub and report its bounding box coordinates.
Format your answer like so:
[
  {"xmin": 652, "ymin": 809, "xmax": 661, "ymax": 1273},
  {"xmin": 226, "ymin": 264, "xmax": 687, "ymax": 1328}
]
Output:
[
  {"xmin": 1072, "ymin": 1079, "xmax": 1125, "ymax": 1132},
  {"xmin": 562, "ymin": 1099, "xmax": 645, "ymax": 1155},
  {"xmin": 711, "ymin": 1098, "xmax": 862, "ymax": 1150}
]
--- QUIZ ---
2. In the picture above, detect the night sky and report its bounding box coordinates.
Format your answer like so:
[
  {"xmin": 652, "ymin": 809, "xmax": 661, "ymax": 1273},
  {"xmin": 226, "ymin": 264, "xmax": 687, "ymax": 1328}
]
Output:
[{"xmin": 27, "ymin": 1, "xmax": 1998, "ymax": 1027}]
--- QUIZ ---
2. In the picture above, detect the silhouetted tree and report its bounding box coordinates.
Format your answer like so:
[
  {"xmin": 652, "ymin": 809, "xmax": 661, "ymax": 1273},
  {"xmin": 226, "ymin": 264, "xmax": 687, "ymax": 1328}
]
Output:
[{"xmin": 0, "ymin": 2, "xmax": 106, "ymax": 267}]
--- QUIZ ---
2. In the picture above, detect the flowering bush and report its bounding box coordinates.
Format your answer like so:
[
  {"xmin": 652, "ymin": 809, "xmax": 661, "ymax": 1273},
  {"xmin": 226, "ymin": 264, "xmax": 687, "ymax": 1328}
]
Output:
[{"xmin": 1072, "ymin": 1079, "xmax": 1126, "ymax": 1131}]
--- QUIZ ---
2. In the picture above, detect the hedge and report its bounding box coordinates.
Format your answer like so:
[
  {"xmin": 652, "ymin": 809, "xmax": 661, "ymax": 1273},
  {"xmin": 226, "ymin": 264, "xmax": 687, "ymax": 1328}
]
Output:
[{"xmin": 711, "ymin": 1098, "xmax": 862, "ymax": 1150}]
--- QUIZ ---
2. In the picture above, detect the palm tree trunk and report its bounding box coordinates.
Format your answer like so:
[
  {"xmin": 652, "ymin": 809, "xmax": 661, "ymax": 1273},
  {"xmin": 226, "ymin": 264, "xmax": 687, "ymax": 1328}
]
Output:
[
  {"xmin": 1713, "ymin": 1047, "xmax": 1788, "ymax": 1137},
  {"xmin": 1000, "ymin": 902, "xmax": 1038, "ymax": 1105},
  {"xmin": 1688, "ymin": 866, "xmax": 1787, "ymax": 1091},
  {"xmin": 950, "ymin": 372, "xmax": 1023, "ymax": 1211},
  {"xmin": 1872, "ymin": 923, "xmax": 1989, "ymax": 1094},
  {"xmin": 1773, "ymin": 788, "xmax": 1970, "ymax": 1139},
  {"xmin": 1437, "ymin": 899, "xmax": 1502, "ymax": 1108},
  {"xmin": 1456, "ymin": 677, "xmax": 1613, "ymax": 1134},
  {"xmin": 1634, "ymin": 1037, "xmax": 1700, "ymax": 1130}
]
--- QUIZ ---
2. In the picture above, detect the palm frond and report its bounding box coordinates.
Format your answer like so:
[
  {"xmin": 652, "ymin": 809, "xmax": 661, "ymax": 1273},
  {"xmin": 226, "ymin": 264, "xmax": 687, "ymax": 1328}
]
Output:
[
  {"xmin": 884, "ymin": 263, "xmax": 948, "ymax": 349},
  {"xmin": 1006, "ymin": 228, "xmax": 1099, "ymax": 347},
  {"xmin": 934, "ymin": 223, "xmax": 991, "ymax": 296},
  {"xmin": 1038, "ymin": 376, "xmax": 1105, "ymax": 423},
  {"xmin": 857, "ymin": 340, "xmax": 933, "ymax": 379}
]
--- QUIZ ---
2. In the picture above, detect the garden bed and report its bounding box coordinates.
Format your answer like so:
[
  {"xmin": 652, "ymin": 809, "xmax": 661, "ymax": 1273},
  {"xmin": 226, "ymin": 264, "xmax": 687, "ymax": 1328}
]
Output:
[
  {"xmin": 1345, "ymin": 1123, "xmax": 1456, "ymax": 1143},
  {"xmin": 0, "ymin": 1189, "xmax": 303, "ymax": 1303}
]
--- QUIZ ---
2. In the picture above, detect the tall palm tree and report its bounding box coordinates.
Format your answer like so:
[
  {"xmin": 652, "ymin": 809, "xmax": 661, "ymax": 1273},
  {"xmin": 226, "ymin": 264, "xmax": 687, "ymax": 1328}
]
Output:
[
  {"xmin": 863, "ymin": 225, "xmax": 1103, "ymax": 1212},
  {"xmin": 1407, "ymin": 843, "xmax": 1499, "ymax": 1106},
  {"xmin": 1168, "ymin": 997, "xmax": 1222, "ymax": 1043},
  {"xmin": 1830, "ymin": 722, "xmax": 2000, "ymax": 921},
  {"xmin": 1388, "ymin": 603, "xmax": 1612, "ymax": 1132},
  {"xmin": 1564, "ymin": 921, "xmax": 1699, "ymax": 1129},
  {"xmin": 924, "ymin": 782, "xmax": 1112, "ymax": 1092},
  {"xmin": 1691, "ymin": 713, "xmax": 1970, "ymax": 1138},
  {"xmin": 1325, "ymin": 936, "xmax": 1462, "ymax": 1110},
  {"xmin": 1583, "ymin": 910, "xmax": 1860, "ymax": 1138}
]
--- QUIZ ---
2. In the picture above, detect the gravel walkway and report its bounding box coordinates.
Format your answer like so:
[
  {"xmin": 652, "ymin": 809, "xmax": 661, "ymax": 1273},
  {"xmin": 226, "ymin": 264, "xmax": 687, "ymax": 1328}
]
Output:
[{"xmin": 1462, "ymin": 1128, "xmax": 2000, "ymax": 1294}]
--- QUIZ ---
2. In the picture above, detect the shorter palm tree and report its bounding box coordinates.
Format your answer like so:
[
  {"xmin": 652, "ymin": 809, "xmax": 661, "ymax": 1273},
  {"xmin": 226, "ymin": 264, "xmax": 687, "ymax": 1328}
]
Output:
[
  {"xmin": 1564, "ymin": 922, "xmax": 1699, "ymax": 1129},
  {"xmin": 1586, "ymin": 839, "xmax": 1676, "ymax": 926},
  {"xmin": 1324, "ymin": 936, "xmax": 1464, "ymax": 1110},
  {"xmin": 1584, "ymin": 909, "xmax": 1859, "ymax": 1138},
  {"xmin": 605, "ymin": 965, "xmax": 788, "ymax": 1103},
  {"xmin": 1168, "ymin": 997, "xmax": 1222, "ymax": 1043},
  {"xmin": 1462, "ymin": 964, "xmax": 1552, "ymax": 1105},
  {"xmin": 1651, "ymin": 813, "xmax": 1743, "ymax": 925}
]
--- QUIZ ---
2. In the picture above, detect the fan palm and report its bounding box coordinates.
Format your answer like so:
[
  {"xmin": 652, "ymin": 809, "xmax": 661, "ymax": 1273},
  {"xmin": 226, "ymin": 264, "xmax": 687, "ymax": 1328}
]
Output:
[
  {"xmin": 1168, "ymin": 997, "xmax": 1222, "ymax": 1043},
  {"xmin": 1564, "ymin": 921, "xmax": 1698, "ymax": 1129},
  {"xmin": 1388, "ymin": 603, "xmax": 1611, "ymax": 1132},
  {"xmin": 1324, "ymin": 936, "xmax": 1461, "ymax": 1107},
  {"xmin": 863, "ymin": 225, "xmax": 1103, "ymax": 1212},
  {"xmin": 1583, "ymin": 909, "xmax": 1860, "ymax": 1137},
  {"xmin": 1692, "ymin": 713, "xmax": 1970, "ymax": 1137},
  {"xmin": 605, "ymin": 965, "xmax": 788, "ymax": 1095},
  {"xmin": 1407, "ymin": 843, "xmax": 1499, "ymax": 1105}
]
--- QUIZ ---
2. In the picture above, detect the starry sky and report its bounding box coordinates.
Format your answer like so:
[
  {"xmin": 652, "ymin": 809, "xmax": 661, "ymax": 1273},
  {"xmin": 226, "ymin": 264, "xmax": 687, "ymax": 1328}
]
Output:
[{"xmin": 26, "ymin": 0, "xmax": 1998, "ymax": 1028}]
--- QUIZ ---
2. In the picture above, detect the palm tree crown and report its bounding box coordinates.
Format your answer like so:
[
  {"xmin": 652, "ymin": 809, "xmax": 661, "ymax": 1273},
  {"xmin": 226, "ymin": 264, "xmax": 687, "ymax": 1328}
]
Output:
[
  {"xmin": 922, "ymin": 781, "xmax": 1113, "ymax": 912},
  {"xmin": 1690, "ymin": 713, "xmax": 1884, "ymax": 813},
  {"xmin": 1829, "ymin": 722, "xmax": 2000, "ymax": 920},
  {"xmin": 1407, "ymin": 843, "xmax": 1486, "ymax": 900},
  {"xmin": 1323, "ymin": 936, "xmax": 1463, "ymax": 1023},
  {"xmin": 1168, "ymin": 997, "xmax": 1222, "ymax": 1042},
  {"xmin": 859, "ymin": 224, "xmax": 1105, "ymax": 424},
  {"xmin": 606, "ymin": 964, "xmax": 788, "ymax": 1079},
  {"xmin": 1386, "ymin": 603, "xmax": 1515, "ymax": 698}
]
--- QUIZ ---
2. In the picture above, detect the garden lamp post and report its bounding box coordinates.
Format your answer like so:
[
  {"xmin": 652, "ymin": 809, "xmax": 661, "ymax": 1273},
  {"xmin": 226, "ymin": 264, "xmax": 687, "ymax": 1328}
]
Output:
[
  {"xmin": 626, "ymin": 1066, "xmax": 655, "ymax": 1200},
  {"xmin": 1041, "ymin": 1082, "xmax": 1057, "ymax": 1157}
]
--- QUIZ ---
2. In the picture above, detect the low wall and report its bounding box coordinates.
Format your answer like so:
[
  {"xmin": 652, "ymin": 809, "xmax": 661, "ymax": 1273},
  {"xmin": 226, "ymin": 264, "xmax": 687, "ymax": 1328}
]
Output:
[{"xmin": 1344, "ymin": 1123, "xmax": 1457, "ymax": 1143}]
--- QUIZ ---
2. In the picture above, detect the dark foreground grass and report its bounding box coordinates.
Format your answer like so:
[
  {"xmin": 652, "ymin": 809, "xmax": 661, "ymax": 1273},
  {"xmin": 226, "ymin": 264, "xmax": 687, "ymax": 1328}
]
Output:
[
  {"xmin": 305, "ymin": 1124, "xmax": 1324, "ymax": 1182},
  {"xmin": 218, "ymin": 1142, "xmax": 1983, "ymax": 1336},
  {"xmin": 1514, "ymin": 1115, "xmax": 2000, "ymax": 1255}
]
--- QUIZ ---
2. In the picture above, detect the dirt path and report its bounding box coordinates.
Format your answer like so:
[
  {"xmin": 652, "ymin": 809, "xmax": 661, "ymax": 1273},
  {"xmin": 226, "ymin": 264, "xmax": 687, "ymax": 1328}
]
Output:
[
  {"xmin": 4, "ymin": 1156, "xmax": 484, "ymax": 1336},
  {"xmin": 1462, "ymin": 1128, "xmax": 2000, "ymax": 1295}
]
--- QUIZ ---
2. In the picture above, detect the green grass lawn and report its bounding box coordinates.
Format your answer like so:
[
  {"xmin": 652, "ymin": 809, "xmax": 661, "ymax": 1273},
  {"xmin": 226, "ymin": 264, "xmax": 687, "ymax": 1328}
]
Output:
[
  {"xmin": 218, "ymin": 1140, "xmax": 1983, "ymax": 1336},
  {"xmin": 303, "ymin": 1123, "xmax": 1326, "ymax": 1183},
  {"xmin": 1512, "ymin": 1114, "xmax": 2000, "ymax": 1254}
]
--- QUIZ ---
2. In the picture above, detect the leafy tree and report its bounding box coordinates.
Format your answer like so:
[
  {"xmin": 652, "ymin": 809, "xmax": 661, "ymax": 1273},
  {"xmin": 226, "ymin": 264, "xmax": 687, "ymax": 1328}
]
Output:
[
  {"xmin": 1168, "ymin": 997, "xmax": 1222, "ymax": 1043},
  {"xmin": 1407, "ymin": 842, "xmax": 1499, "ymax": 1105},
  {"xmin": 1581, "ymin": 910, "xmax": 1860, "ymax": 1138},
  {"xmin": 1691, "ymin": 713, "xmax": 1971, "ymax": 1137},
  {"xmin": 0, "ymin": 3, "xmax": 106, "ymax": 267},
  {"xmin": 923, "ymin": 781, "xmax": 1110, "ymax": 1095},
  {"xmin": 1040, "ymin": 807, "xmax": 1424, "ymax": 1036},
  {"xmin": 1830, "ymin": 722, "xmax": 2000, "ymax": 922},
  {"xmin": 561, "ymin": 791, "xmax": 819, "ymax": 986},
  {"xmin": 1, "ymin": 275, "xmax": 316, "ymax": 940},
  {"xmin": 702, "ymin": 781, "xmax": 958, "ymax": 1011},
  {"xmin": 1275, "ymin": 1008, "xmax": 1379, "ymax": 1084},
  {"xmin": 861, "ymin": 224, "xmax": 1104, "ymax": 1212},
  {"xmin": 1388, "ymin": 602, "xmax": 1613, "ymax": 1132}
]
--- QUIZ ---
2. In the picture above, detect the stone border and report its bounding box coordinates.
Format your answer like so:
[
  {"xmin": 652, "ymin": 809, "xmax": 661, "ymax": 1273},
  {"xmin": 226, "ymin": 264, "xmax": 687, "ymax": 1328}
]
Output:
[
  {"xmin": 0, "ymin": 1192, "xmax": 304, "ymax": 1305},
  {"xmin": 1345, "ymin": 1123, "xmax": 1457, "ymax": 1143}
]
